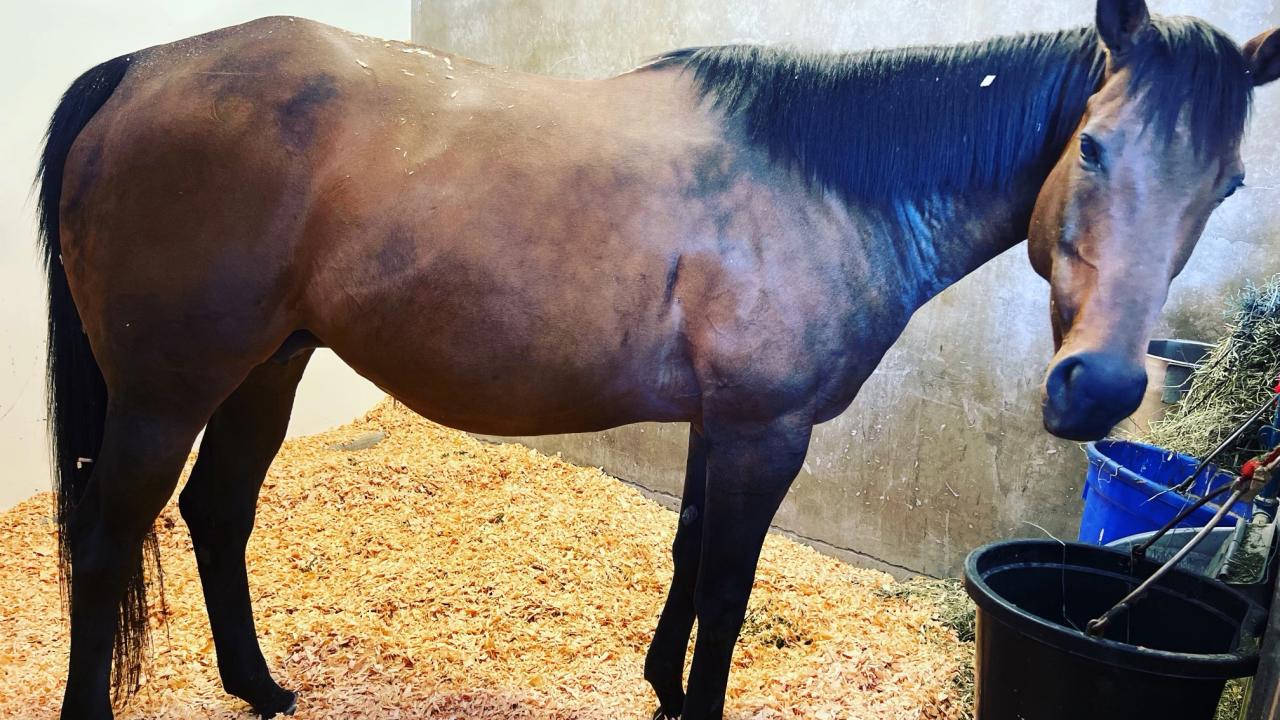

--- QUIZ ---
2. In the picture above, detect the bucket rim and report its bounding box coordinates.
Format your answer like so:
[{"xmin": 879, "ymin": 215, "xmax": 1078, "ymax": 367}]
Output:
[
  {"xmin": 963, "ymin": 539, "xmax": 1260, "ymax": 679},
  {"xmin": 1084, "ymin": 440, "xmax": 1249, "ymax": 521},
  {"xmin": 1146, "ymin": 338, "xmax": 1213, "ymax": 367}
]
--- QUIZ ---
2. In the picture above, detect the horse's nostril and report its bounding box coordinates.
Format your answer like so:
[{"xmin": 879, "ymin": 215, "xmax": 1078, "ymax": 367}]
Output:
[
  {"xmin": 1067, "ymin": 358, "xmax": 1087, "ymax": 388},
  {"xmin": 1046, "ymin": 355, "xmax": 1085, "ymax": 400},
  {"xmin": 1044, "ymin": 352, "xmax": 1147, "ymax": 441}
]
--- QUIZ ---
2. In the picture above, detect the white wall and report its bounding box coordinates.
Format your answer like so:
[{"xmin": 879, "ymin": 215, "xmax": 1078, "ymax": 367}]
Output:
[{"xmin": 0, "ymin": 1, "xmax": 401, "ymax": 508}]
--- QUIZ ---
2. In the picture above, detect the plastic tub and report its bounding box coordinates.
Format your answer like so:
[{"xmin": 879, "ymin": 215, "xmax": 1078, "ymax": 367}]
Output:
[
  {"xmin": 1146, "ymin": 339, "xmax": 1213, "ymax": 404},
  {"xmin": 964, "ymin": 540, "xmax": 1262, "ymax": 720},
  {"xmin": 1079, "ymin": 440, "xmax": 1249, "ymax": 546},
  {"xmin": 1126, "ymin": 339, "xmax": 1211, "ymax": 433}
]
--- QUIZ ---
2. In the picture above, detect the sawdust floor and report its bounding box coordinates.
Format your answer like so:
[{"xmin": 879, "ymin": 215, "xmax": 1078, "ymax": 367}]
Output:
[{"xmin": 0, "ymin": 400, "xmax": 970, "ymax": 719}]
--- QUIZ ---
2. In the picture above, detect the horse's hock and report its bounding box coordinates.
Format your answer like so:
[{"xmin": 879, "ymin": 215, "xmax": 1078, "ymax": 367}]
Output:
[
  {"xmin": 414, "ymin": 0, "xmax": 1280, "ymax": 578},
  {"xmin": 0, "ymin": 401, "xmax": 971, "ymax": 718}
]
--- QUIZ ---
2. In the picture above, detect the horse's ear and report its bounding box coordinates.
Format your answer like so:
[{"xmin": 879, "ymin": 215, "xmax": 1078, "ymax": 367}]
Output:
[
  {"xmin": 1096, "ymin": 0, "xmax": 1151, "ymax": 58},
  {"xmin": 1245, "ymin": 28, "xmax": 1280, "ymax": 87}
]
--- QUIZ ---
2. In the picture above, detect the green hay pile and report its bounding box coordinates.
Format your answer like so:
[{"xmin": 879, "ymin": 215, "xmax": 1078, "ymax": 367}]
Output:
[{"xmin": 1144, "ymin": 277, "xmax": 1280, "ymax": 471}]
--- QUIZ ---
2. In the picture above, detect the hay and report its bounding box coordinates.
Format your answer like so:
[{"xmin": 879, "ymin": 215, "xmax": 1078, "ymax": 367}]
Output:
[
  {"xmin": 0, "ymin": 399, "xmax": 969, "ymax": 719},
  {"xmin": 1145, "ymin": 277, "xmax": 1280, "ymax": 471}
]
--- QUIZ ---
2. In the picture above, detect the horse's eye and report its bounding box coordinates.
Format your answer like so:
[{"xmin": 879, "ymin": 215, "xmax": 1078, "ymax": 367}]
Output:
[{"xmin": 1079, "ymin": 134, "xmax": 1103, "ymax": 170}]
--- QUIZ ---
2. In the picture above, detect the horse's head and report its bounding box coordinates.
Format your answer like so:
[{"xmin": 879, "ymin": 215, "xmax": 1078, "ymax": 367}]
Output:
[{"xmin": 1028, "ymin": 0, "xmax": 1280, "ymax": 441}]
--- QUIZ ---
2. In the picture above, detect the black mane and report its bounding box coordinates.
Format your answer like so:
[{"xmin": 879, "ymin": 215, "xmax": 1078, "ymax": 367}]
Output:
[{"xmin": 650, "ymin": 17, "xmax": 1252, "ymax": 207}]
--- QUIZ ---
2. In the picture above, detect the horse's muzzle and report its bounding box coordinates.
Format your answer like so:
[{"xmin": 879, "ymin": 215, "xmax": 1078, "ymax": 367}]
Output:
[{"xmin": 1042, "ymin": 352, "xmax": 1147, "ymax": 441}]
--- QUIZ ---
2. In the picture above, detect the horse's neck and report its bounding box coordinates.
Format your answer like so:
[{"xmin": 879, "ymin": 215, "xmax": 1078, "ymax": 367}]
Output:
[
  {"xmin": 866, "ymin": 181, "xmax": 1047, "ymax": 313},
  {"xmin": 790, "ymin": 29, "xmax": 1102, "ymax": 313}
]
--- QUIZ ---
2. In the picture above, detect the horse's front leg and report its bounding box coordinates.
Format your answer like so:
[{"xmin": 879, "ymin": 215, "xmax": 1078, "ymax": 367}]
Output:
[
  {"xmin": 645, "ymin": 425, "xmax": 709, "ymax": 718},
  {"xmin": 679, "ymin": 413, "xmax": 812, "ymax": 720}
]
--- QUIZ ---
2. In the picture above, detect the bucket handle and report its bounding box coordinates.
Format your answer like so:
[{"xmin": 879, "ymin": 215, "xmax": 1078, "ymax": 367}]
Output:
[{"xmin": 1087, "ymin": 479, "xmax": 1251, "ymax": 638}]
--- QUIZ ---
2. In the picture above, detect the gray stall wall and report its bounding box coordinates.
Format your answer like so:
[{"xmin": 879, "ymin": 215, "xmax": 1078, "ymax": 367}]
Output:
[{"xmin": 411, "ymin": 1, "xmax": 1280, "ymax": 577}]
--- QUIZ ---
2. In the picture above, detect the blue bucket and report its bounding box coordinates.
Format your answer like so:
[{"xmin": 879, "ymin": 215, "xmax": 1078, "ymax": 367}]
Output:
[{"xmin": 1078, "ymin": 440, "xmax": 1250, "ymax": 546}]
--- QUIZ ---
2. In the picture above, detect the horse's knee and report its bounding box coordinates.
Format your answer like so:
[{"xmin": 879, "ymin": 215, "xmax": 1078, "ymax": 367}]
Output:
[
  {"xmin": 179, "ymin": 446, "xmax": 264, "ymax": 545},
  {"xmin": 672, "ymin": 501, "xmax": 703, "ymax": 557},
  {"xmin": 68, "ymin": 529, "xmax": 129, "ymax": 576},
  {"xmin": 65, "ymin": 517, "xmax": 147, "ymax": 605},
  {"xmin": 693, "ymin": 586, "xmax": 751, "ymax": 638}
]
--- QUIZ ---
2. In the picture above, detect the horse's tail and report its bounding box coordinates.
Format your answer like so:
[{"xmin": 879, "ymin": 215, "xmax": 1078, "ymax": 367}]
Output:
[{"xmin": 36, "ymin": 54, "xmax": 158, "ymax": 700}]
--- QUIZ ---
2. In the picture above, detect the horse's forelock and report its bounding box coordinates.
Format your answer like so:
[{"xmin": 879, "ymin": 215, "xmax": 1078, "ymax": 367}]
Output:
[{"xmin": 1123, "ymin": 15, "xmax": 1254, "ymax": 158}]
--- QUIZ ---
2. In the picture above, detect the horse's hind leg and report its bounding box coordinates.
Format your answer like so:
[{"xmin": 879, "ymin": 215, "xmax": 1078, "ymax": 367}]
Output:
[
  {"xmin": 178, "ymin": 353, "xmax": 312, "ymax": 718},
  {"xmin": 61, "ymin": 399, "xmax": 220, "ymax": 719},
  {"xmin": 644, "ymin": 425, "xmax": 708, "ymax": 718}
]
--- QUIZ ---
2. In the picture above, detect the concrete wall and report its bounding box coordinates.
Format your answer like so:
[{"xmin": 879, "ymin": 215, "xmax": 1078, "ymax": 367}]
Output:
[
  {"xmin": 413, "ymin": 0, "xmax": 1280, "ymax": 577},
  {"xmin": 0, "ymin": 0, "xmax": 396, "ymax": 510}
]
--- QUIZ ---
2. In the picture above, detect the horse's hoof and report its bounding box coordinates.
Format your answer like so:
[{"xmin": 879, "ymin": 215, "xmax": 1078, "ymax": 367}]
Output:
[
  {"xmin": 651, "ymin": 708, "xmax": 680, "ymax": 720},
  {"xmin": 253, "ymin": 689, "xmax": 298, "ymax": 718}
]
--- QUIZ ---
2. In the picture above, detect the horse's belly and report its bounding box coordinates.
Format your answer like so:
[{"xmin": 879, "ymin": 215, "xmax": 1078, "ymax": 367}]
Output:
[
  {"xmin": 332, "ymin": 334, "xmax": 698, "ymax": 436},
  {"xmin": 313, "ymin": 267, "xmax": 700, "ymax": 436}
]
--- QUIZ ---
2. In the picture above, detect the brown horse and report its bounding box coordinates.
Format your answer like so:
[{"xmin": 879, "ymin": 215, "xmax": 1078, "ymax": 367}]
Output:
[{"xmin": 36, "ymin": 1, "xmax": 1280, "ymax": 718}]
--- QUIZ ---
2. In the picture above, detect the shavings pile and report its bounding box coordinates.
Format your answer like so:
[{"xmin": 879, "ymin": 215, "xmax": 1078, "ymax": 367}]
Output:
[
  {"xmin": 876, "ymin": 579, "xmax": 975, "ymax": 716},
  {"xmin": 0, "ymin": 399, "xmax": 969, "ymax": 719},
  {"xmin": 1145, "ymin": 276, "xmax": 1280, "ymax": 471}
]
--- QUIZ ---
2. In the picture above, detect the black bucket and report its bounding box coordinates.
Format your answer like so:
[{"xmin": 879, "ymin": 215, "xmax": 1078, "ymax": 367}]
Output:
[{"xmin": 964, "ymin": 540, "xmax": 1263, "ymax": 720}]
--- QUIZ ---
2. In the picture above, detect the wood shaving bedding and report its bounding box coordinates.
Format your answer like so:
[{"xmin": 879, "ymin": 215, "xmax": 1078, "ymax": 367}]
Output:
[{"xmin": 0, "ymin": 399, "xmax": 970, "ymax": 719}]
